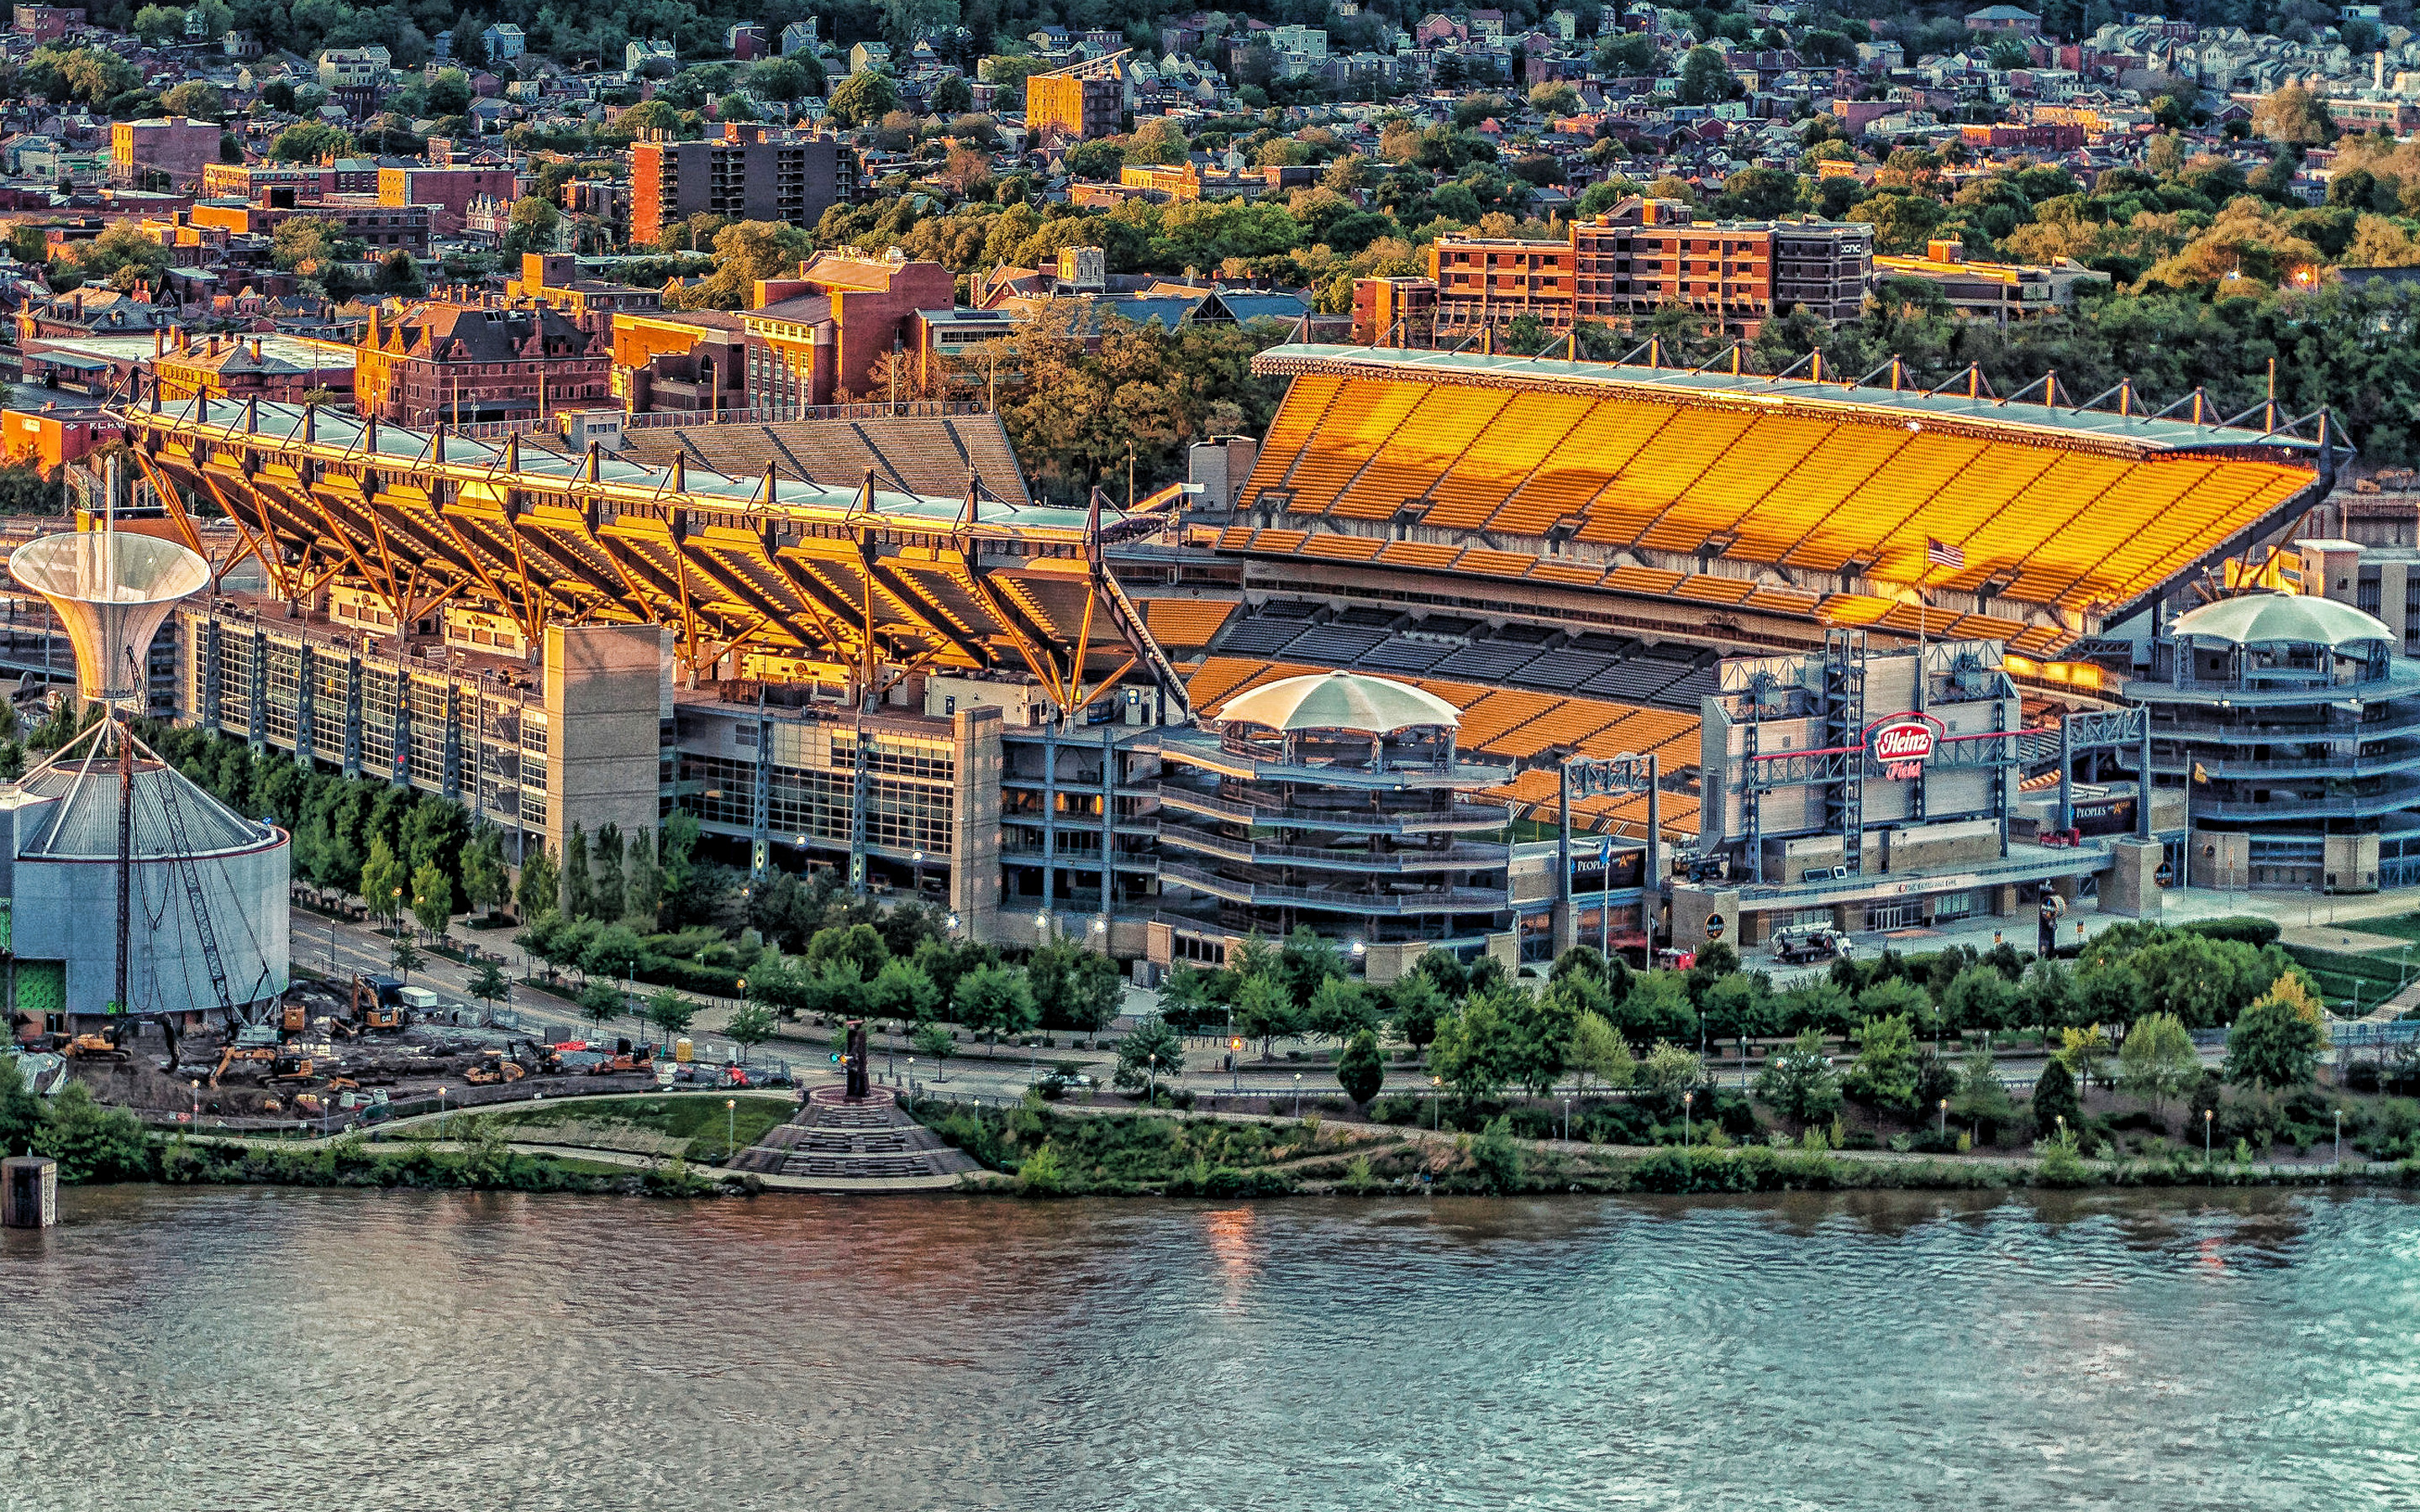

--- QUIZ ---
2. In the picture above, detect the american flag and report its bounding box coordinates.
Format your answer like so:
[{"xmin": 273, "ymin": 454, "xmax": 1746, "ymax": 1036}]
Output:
[{"xmin": 1926, "ymin": 538, "xmax": 1965, "ymax": 570}]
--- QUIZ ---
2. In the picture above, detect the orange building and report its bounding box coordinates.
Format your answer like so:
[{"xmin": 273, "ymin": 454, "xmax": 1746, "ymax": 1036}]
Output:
[
  {"xmin": 1351, "ymin": 276, "xmax": 1437, "ymax": 345},
  {"xmin": 154, "ymin": 331, "xmax": 357, "ymax": 403},
  {"xmin": 740, "ymin": 253, "xmax": 955, "ymax": 407},
  {"xmin": 1424, "ymin": 237, "xmax": 1577, "ymax": 335},
  {"xmin": 1027, "ymin": 53, "xmax": 1127, "ymax": 144},
  {"xmin": 0, "ymin": 407, "xmax": 103, "ymax": 470},
  {"xmin": 1572, "ymin": 198, "xmax": 1773, "ymax": 332}
]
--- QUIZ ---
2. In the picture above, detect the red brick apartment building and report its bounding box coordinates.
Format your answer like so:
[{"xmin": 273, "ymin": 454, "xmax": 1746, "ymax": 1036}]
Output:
[
  {"xmin": 740, "ymin": 253, "xmax": 954, "ymax": 407},
  {"xmin": 355, "ymin": 302, "xmax": 609, "ymax": 425}
]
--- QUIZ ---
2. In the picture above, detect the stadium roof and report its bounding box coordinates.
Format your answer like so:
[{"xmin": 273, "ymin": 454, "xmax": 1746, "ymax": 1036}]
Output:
[
  {"xmin": 1220, "ymin": 670, "xmax": 1463, "ymax": 734},
  {"xmin": 116, "ymin": 393, "xmax": 1192, "ymax": 717},
  {"xmin": 2170, "ymin": 592, "xmax": 2393, "ymax": 648},
  {"xmin": 1231, "ymin": 345, "xmax": 2334, "ymax": 641}
]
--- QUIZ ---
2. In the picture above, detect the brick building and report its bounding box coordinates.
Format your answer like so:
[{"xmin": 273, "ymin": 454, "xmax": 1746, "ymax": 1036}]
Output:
[
  {"xmin": 200, "ymin": 158, "xmax": 383, "ymax": 197},
  {"xmin": 739, "ymin": 253, "xmax": 954, "ymax": 407},
  {"xmin": 1350, "ymin": 276, "xmax": 1437, "ymax": 345},
  {"xmin": 152, "ymin": 330, "xmax": 357, "ymax": 403},
  {"xmin": 610, "ymin": 309, "xmax": 748, "ymax": 412},
  {"xmin": 13, "ymin": 4, "xmax": 83, "ymax": 41},
  {"xmin": 506, "ymin": 252, "xmax": 662, "ymax": 316},
  {"xmin": 355, "ymin": 301, "xmax": 610, "ymax": 425},
  {"xmin": 1027, "ymin": 54, "xmax": 1128, "ymax": 144},
  {"xmin": 1425, "ymin": 236, "xmax": 1576, "ymax": 333},
  {"xmin": 376, "ymin": 161, "xmax": 519, "ymax": 234},
  {"xmin": 0, "ymin": 406, "xmax": 103, "ymax": 470},
  {"xmin": 627, "ymin": 123, "xmax": 852, "ymax": 249},
  {"xmin": 109, "ymin": 118, "xmax": 222, "ymax": 190},
  {"xmin": 190, "ymin": 195, "xmax": 431, "ymax": 255}
]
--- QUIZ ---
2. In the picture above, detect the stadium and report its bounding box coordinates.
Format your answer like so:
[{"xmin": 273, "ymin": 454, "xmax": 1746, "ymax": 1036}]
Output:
[{"xmin": 92, "ymin": 340, "xmax": 2344, "ymax": 974}]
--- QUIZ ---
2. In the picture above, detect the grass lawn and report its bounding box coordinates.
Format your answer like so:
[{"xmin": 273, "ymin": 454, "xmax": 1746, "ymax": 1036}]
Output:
[
  {"xmin": 2329, "ymin": 912, "xmax": 2420, "ymax": 948},
  {"xmin": 2282, "ymin": 942, "xmax": 2416, "ymax": 1015},
  {"xmin": 428, "ymin": 1094, "xmax": 796, "ymax": 1163}
]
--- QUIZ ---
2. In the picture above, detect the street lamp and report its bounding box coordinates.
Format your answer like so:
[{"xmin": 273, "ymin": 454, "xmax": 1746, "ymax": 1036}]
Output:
[
  {"xmin": 437, "ymin": 1084, "xmax": 450, "ymax": 1139},
  {"xmin": 190, "ymin": 1079, "xmax": 199, "ymax": 1124},
  {"xmin": 1293, "ymin": 1071, "xmax": 1302, "ymax": 1119},
  {"xmin": 912, "ymin": 850, "xmax": 924, "ymax": 898},
  {"xmin": 1145, "ymin": 1053, "xmax": 1157, "ymax": 1106},
  {"xmin": 1939, "ymin": 1097, "xmax": 1948, "ymax": 1138},
  {"xmin": 1681, "ymin": 1089, "xmax": 1693, "ymax": 1145},
  {"xmin": 1562, "ymin": 1095, "xmax": 1570, "ymax": 1143},
  {"xmin": 727, "ymin": 1097, "xmax": 737, "ymax": 1161},
  {"xmin": 2335, "ymin": 1108, "xmax": 2343, "ymax": 1166},
  {"xmin": 1430, "ymin": 1074, "xmax": 1441, "ymax": 1130},
  {"xmin": 2204, "ymin": 1106, "xmax": 2214, "ymax": 1161}
]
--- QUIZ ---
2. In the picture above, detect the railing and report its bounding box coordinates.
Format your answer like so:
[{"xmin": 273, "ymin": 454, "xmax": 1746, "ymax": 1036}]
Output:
[
  {"xmin": 446, "ymin": 400, "xmax": 986, "ymax": 443},
  {"xmin": 1156, "ymin": 820, "xmax": 1509, "ymax": 871},
  {"xmin": 1162, "ymin": 860, "xmax": 1509, "ymax": 912}
]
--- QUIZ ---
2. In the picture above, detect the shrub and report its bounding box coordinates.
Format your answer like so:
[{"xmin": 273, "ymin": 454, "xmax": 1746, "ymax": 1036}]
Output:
[{"xmin": 2181, "ymin": 916, "xmax": 2281, "ymax": 948}]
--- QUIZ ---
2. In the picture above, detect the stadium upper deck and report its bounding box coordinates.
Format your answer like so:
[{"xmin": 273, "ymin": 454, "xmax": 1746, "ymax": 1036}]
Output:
[
  {"xmin": 116, "ymin": 393, "xmax": 1188, "ymax": 718},
  {"xmin": 1233, "ymin": 345, "xmax": 2336, "ymax": 648}
]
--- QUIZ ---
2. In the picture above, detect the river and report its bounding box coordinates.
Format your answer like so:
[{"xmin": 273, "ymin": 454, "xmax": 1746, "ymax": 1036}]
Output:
[{"xmin": 3, "ymin": 1185, "xmax": 2417, "ymax": 1510}]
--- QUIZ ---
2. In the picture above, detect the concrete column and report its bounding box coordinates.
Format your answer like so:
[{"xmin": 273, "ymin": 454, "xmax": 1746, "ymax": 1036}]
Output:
[
  {"xmin": 392, "ymin": 672, "xmax": 412, "ymax": 785},
  {"xmin": 441, "ymin": 681, "xmax": 463, "ymax": 801},
  {"xmin": 340, "ymin": 654, "xmax": 362, "ymax": 779},
  {"xmin": 1098, "ymin": 725, "xmax": 1115, "ymax": 921},
  {"xmin": 540, "ymin": 622, "xmax": 666, "ymax": 865},
  {"xmin": 200, "ymin": 618, "xmax": 221, "ymax": 732},
  {"xmin": 1040, "ymin": 724, "xmax": 1058, "ymax": 914},
  {"xmin": 2099, "ymin": 837, "xmax": 2165, "ymax": 919},
  {"xmin": 950, "ymin": 706, "xmax": 1002, "ymax": 944},
  {"xmin": 247, "ymin": 629, "xmax": 266, "ymax": 751},
  {"xmin": 293, "ymin": 641, "xmax": 315, "ymax": 768}
]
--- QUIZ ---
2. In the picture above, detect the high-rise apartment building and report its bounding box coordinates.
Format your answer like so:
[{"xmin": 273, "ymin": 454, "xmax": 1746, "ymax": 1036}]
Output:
[{"xmin": 626, "ymin": 123, "xmax": 853, "ymax": 249}]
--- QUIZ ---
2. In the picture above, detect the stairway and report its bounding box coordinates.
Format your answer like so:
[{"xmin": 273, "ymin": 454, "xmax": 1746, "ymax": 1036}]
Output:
[{"xmin": 729, "ymin": 1085, "xmax": 981, "ymax": 1182}]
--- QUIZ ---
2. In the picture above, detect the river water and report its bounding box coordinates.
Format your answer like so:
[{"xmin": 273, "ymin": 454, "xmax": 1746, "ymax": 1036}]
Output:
[{"xmin": 3, "ymin": 1186, "xmax": 2417, "ymax": 1510}]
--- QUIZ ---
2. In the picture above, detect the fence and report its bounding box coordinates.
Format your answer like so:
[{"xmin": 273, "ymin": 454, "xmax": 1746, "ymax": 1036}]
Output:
[{"xmin": 448, "ymin": 400, "xmax": 986, "ymax": 444}]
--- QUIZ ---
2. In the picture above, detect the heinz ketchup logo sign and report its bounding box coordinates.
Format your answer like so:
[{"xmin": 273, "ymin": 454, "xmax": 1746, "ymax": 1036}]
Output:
[{"xmin": 1866, "ymin": 713, "xmax": 1942, "ymax": 780}]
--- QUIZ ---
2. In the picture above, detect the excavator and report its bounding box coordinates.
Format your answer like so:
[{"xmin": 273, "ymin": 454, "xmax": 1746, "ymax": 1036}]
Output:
[
  {"xmin": 54, "ymin": 1021, "xmax": 132, "ymax": 1063},
  {"xmin": 345, "ymin": 976, "xmax": 408, "ymax": 1035},
  {"xmin": 208, "ymin": 1042, "xmax": 276, "ymax": 1088}
]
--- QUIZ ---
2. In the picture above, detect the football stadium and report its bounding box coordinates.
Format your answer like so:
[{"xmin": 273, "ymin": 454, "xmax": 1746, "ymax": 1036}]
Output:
[{"xmin": 75, "ymin": 340, "xmax": 2353, "ymax": 974}]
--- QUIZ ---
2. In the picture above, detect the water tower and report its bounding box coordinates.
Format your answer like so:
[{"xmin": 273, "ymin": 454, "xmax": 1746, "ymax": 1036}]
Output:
[{"xmin": 0, "ymin": 525, "xmax": 288, "ymax": 1038}]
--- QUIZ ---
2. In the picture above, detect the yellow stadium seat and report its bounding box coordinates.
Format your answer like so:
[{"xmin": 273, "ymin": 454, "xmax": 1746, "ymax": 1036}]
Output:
[
  {"xmin": 1777, "ymin": 433, "xmax": 1991, "ymax": 572},
  {"xmin": 1332, "ymin": 387, "xmax": 1518, "ymax": 521},
  {"xmin": 1416, "ymin": 392, "xmax": 1597, "ymax": 529},
  {"xmin": 1238, "ymin": 373, "xmax": 1343, "ymax": 509},
  {"xmin": 1299, "ymin": 533, "xmax": 1386, "ymax": 561}
]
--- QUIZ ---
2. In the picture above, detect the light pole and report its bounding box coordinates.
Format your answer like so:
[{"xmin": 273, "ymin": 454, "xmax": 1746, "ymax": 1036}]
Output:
[
  {"xmin": 912, "ymin": 850, "xmax": 924, "ymax": 900},
  {"xmin": 727, "ymin": 1098, "xmax": 737, "ymax": 1162},
  {"xmin": 1562, "ymin": 1095, "xmax": 1570, "ymax": 1142},
  {"xmin": 190, "ymin": 1079, "xmax": 199, "ymax": 1123},
  {"xmin": 2334, "ymin": 1108, "xmax": 2343, "ymax": 1166},
  {"xmin": 1431, "ymin": 1074, "xmax": 1441, "ymax": 1130},
  {"xmin": 1230, "ymin": 1037, "xmax": 1242, "ymax": 1095},
  {"xmin": 2204, "ymin": 1106, "xmax": 2213, "ymax": 1161},
  {"xmin": 1681, "ymin": 1089, "xmax": 1692, "ymax": 1145},
  {"xmin": 1145, "ymin": 1053, "xmax": 1157, "ymax": 1106},
  {"xmin": 438, "ymin": 1084, "xmax": 449, "ymax": 1140},
  {"xmin": 1293, "ymin": 1071, "xmax": 1302, "ymax": 1119},
  {"xmin": 1938, "ymin": 1097, "xmax": 1948, "ymax": 1139}
]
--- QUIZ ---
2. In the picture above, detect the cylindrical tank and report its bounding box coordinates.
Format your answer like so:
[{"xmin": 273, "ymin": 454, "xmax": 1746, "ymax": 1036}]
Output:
[{"xmin": 0, "ymin": 756, "xmax": 289, "ymax": 1019}]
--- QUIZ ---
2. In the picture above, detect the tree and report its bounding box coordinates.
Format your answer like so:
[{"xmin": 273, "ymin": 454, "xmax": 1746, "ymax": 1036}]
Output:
[
  {"xmin": 1844, "ymin": 1013, "xmax": 1922, "ymax": 1116},
  {"xmin": 1114, "ymin": 1015, "xmax": 1186, "ymax": 1096},
  {"xmin": 408, "ymin": 858, "xmax": 453, "ymax": 939},
  {"xmin": 560, "ymin": 824, "xmax": 592, "ymax": 919},
  {"xmin": 1028, "ymin": 938, "xmax": 1123, "ymax": 1036},
  {"xmin": 132, "ymin": 4, "xmax": 185, "ymax": 43},
  {"xmin": 1755, "ymin": 1028, "xmax": 1841, "ymax": 1122},
  {"xmin": 1389, "ymin": 973, "xmax": 1445, "ymax": 1051},
  {"xmin": 930, "ymin": 73, "xmax": 974, "ymax": 117},
  {"xmin": 1234, "ymin": 970, "xmax": 1301, "ymax": 1058},
  {"xmin": 34, "ymin": 1083, "xmax": 149, "ymax": 1182},
  {"xmin": 863, "ymin": 957, "xmax": 939, "ymax": 1026},
  {"xmin": 160, "ymin": 80, "xmax": 226, "ymax": 121},
  {"xmin": 1307, "ymin": 975, "xmax": 1380, "ymax": 1042},
  {"xmin": 726, "ymin": 1002, "xmax": 776, "ymax": 1063},
  {"xmin": 425, "ymin": 67, "xmax": 473, "ymax": 117},
  {"xmin": 646, "ymin": 987, "xmax": 695, "ymax": 1042},
  {"xmin": 912, "ymin": 1021, "xmax": 955, "ymax": 1069},
  {"xmin": 2054, "ymin": 1025, "xmax": 2114, "ymax": 1095},
  {"xmin": 456, "ymin": 827, "xmax": 505, "ymax": 920},
  {"xmin": 579, "ymin": 979, "xmax": 623, "ymax": 1028},
  {"xmin": 2225, "ymin": 975, "xmax": 2328, "ymax": 1090},
  {"xmin": 267, "ymin": 122, "xmax": 354, "ymax": 163},
  {"xmin": 72, "ymin": 223, "xmax": 171, "ymax": 293},
  {"xmin": 1335, "ymin": 1027, "xmax": 1385, "ymax": 1105},
  {"xmin": 1568, "ymin": 1010, "xmax": 1634, "ymax": 1094},
  {"xmin": 1635, "ymin": 1039, "xmax": 1704, "ymax": 1095},
  {"xmin": 505, "ymin": 194, "xmax": 560, "ymax": 255},
  {"xmin": 1428, "ymin": 989, "xmax": 1518, "ymax": 1101},
  {"xmin": 1698, "ymin": 972, "xmax": 1771, "ymax": 1058},
  {"xmin": 2117, "ymin": 1011, "xmax": 2202, "ymax": 1115},
  {"xmin": 581, "ymin": 924, "xmax": 648, "ymax": 986},
  {"xmin": 1609, "ymin": 969, "xmax": 1697, "ymax": 1049},
  {"xmin": 2253, "ymin": 84, "xmax": 2334, "ymax": 147},
  {"xmin": 0, "ymin": 1054, "xmax": 43, "ymax": 1157},
  {"xmin": 469, "ymin": 960, "xmax": 509, "ymax": 1018},
  {"xmin": 827, "ymin": 69, "xmax": 900, "ymax": 129},
  {"xmin": 1677, "ymin": 46, "xmax": 1731, "ymax": 107},
  {"xmin": 1942, "ymin": 964, "xmax": 2018, "ymax": 1036},
  {"xmin": 750, "ymin": 58, "xmax": 813, "ymax": 116},
  {"xmin": 2032, "ymin": 1056, "xmax": 2081, "ymax": 1136},
  {"xmin": 516, "ymin": 845, "xmax": 557, "ymax": 921},
  {"xmin": 360, "ymin": 833, "xmax": 408, "ymax": 927},
  {"xmin": 1951, "ymin": 1043, "xmax": 2015, "ymax": 1142},
  {"xmin": 591, "ymin": 823, "xmax": 627, "ymax": 926},
  {"xmin": 955, "ymin": 963, "xmax": 1036, "ymax": 1054}
]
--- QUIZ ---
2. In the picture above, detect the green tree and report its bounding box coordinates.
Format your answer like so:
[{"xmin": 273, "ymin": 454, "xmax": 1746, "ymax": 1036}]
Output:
[
  {"xmin": 1114, "ymin": 1015, "xmax": 1186, "ymax": 1095},
  {"xmin": 560, "ymin": 824, "xmax": 592, "ymax": 919},
  {"xmin": 504, "ymin": 194, "xmax": 560, "ymax": 255},
  {"xmin": 1942, "ymin": 964, "xmax": 2018, "ymax": 1036},
  {"xmin": 579, "ymin": 978, "xmax": 623, "ymax": 1029},
  {"xmin": 591, "ymin": 823, "xmax": 627, "ymax": 926},
  {"xmin": 725, "ymin": 1002, "xmax": 777, "ymax": 1062},
  {"xmin": 1951, "ymin": 1042, "xmax": 2015, "ymax": 1141},
  {"xmin": 912, "ymin": 1021, "xmax": 955, "ymax": 1068},
  {"xmin": 863, "ymin": 957, "xmax": 939, "ymax": 1026},
  {"xmin": 581, "ymin": 923, "xmax": 648, "ymax": 985},
  {"xmin": 2225, "ymin": 975, "xmax": 2328, "ymax": 1090},
  {"xmin": 515, "ymin": 844, "xmax": 557, "ymax": 921},
  {"xmin": 1028, "ymin": 937, "xmax": 1123, "ymax": 1035},
  {"xmin": 955, "ymin": 963, "xmax": 1036, "ymax": 1054},
  {"xmin": 160, "ymin": 80, "xmax": 226, "ymax": 120},
  {"xmin": 1844, "ymin": 1013, "xmax": 1922, "ymax": 1116},
  {"xmin": 360, "ymin": 833, "xmax": 408, "ymax": 927},
  {"xmin": 1635, "ymin": 1039, "xmax": 1704, "ymax": 1095},
  {"xmin": 1307, "ymin": 975, "xmax": 1380, "ymax": 1042},
  {"xmin": 930, "ymin": 73, "xmax": 974, "ymax": 116},
  {"xmin": 1234, "ymin": 970, "xmax": 1301, "ymax": 1058},
  {"xmin": 1388, "ymin": 972, "xmax": 1445, "ymax": 1050},
  {"xmin": 1754, "ymin": 1028, "xmax": 1842, "ymax": 1122},
  {"xmin": 2116, "ymin": 1011, "xmax": 2202, "ymax": 1115},
  {"xmin": 1335, "ymin": 1026, "xmax": 1385, "ymax": 1105},
  {"xmin": 132, "ymin": 4, "xmax": 187, "ymax": 44},
  {"xmin": 71, "ymin": 223, "xmax": 171, "ymax": 292},
  {"xmin": 827, "ymin": 68, "xmax": 901, "ymax": 129},
  {"xmin": 425, "ymin": 67, "xmax": 474, "ymax": 117},
  {"xmin": 408, "ymin": 858, "xmax": 453, "ymax": 939},
  {"xmin": 1609, "ymin": 969, "xmax": 1697, "ymax": 1049},
  {"xmin": 1428, "ymin": 988, "xmax": 1518, "ymax": 1101},
  {"xmin": 2252, "ymin": 83, "xmax": 2334, "ymax": 146},
  {"xmin": 459, "ymin": 827, "xmax": 507, "ymax": 919},
  {"xmin": 2032, "ymin": 1055, "xmax": 2081, "ymax": 1135},
  {"xmin": 1677, "ymin": 45, "xmax": 1731, "ymax": 107},
  {"xmin": 0, "ymin": 1054, "xmax": 43, "ymax": 1156},
  {"xmin": 1568, "ymin": 1009, "xmax": 1634, "ymax": 1093},
  {"xmin": 646, "ymin": 987, "xmax": 695, "ymax": 1043},
  {"xmin": 34, "ymin": 1082, "xmax": 150, "ymax": 1182},
  {"xmin": 267, "ymin": 121, "xmax": 354, "ymax": 162},
  {"xmin": 469, "ymin": 960, "xmax": 509, "ymax": 1017}
]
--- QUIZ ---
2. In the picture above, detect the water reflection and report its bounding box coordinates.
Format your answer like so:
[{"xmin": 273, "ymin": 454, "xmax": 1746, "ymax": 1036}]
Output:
[{"xmin": 3, "ymin": 1186, "xmax": 2416, "ymax": 1511}]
